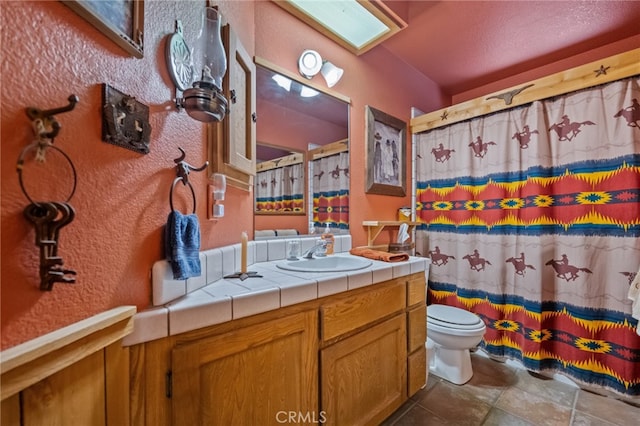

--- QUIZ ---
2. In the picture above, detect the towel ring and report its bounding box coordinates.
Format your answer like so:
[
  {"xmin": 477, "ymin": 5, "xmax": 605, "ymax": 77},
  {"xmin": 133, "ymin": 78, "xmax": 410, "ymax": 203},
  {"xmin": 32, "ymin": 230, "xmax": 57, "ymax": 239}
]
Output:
[
  {"xmin": 169, "ymin": 177, "xmax": 196, "ymax": 214},
  {"xmin": 16, "ymin": 141, "xmax": 77, "ymax": 205}
]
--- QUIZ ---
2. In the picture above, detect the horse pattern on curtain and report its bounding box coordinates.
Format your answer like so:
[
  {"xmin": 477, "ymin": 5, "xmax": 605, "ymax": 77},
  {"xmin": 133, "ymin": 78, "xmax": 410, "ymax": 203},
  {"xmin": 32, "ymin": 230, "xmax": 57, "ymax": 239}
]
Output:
[
  {"xmin": 415, "ymin": 77, "xmax": 640, "ymax": 398},
  {"xmin": 255, "ymin": 163, "xmax": 304, "ymax": 212},
  {"xmin": 312, "ymin": 152, "xmax": 349, "ymax": 230}
]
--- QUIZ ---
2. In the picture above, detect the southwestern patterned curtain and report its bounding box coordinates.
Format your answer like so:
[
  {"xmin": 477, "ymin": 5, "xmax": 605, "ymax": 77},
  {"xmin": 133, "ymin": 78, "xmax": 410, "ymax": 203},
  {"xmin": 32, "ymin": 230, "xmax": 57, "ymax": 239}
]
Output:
[
  {"xmin": 255, "ymin": 163, "xmax": 304, "ymax": 212},
  {"xmin": 312, "ymin": 151, "xmax": 349, "ymax": 230},
  {"xmin": 415, "ymin": 77, "xmax": 640, "ymax": 398}
]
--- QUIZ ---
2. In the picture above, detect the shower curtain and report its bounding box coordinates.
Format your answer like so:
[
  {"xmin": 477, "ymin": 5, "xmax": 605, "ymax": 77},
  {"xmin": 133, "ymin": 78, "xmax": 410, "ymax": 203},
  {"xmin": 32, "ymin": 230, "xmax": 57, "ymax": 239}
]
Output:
[
  {"xmin": 255, "ymin": 163, "xmax": 304, "ymax": 212},
  {"xmin": 312, "ymin": 151, "xmax": 349, "ymax": 230},
  {"xmin": 415, "ymin": 77, "xmax": 640, "ymax": 398}
]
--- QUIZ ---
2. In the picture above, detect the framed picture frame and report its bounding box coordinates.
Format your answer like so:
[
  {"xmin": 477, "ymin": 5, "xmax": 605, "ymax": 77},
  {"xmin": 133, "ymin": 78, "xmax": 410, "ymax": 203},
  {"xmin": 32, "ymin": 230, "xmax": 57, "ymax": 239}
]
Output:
[
  {"xmin": 62, "ymin": 0, "xmax": 144, "ymax": 58},
  {"xmin": 365, "ymin": 105, "xmax": 407, "ymax": 196}
]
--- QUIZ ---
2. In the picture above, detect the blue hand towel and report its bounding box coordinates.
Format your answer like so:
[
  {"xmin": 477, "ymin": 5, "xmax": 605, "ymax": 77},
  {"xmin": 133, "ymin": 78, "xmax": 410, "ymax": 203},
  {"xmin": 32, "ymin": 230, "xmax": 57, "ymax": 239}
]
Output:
[{"xmin": 165, "ymin": 211, "xmax": 201, "ymax": 280}]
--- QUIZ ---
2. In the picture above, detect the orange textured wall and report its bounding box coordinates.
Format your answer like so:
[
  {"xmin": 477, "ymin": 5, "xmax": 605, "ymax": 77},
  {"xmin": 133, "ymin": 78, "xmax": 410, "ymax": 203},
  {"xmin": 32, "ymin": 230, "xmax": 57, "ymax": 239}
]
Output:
[
  {"xmin": 0, "ymin": 0, "xmax": 444, "ymax": 349},
  {"xmin": 4, "ymin": 1, "xmax": 631, "ymax": 350},
  {"xmin": 0, "ymin": 0, "xmax": 255, "ymax": 349}
]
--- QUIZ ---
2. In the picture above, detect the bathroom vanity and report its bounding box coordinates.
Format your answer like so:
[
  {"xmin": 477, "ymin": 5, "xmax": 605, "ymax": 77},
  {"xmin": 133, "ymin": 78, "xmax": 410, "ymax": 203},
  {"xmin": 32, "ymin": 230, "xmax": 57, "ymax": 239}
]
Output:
[
  {"xmin": 130, "ymin": 270, "xmax": 426, "ymax": 425},
  {"xmin": 0, "ymin": 237, "xmax": 428, "ymax": 426}
]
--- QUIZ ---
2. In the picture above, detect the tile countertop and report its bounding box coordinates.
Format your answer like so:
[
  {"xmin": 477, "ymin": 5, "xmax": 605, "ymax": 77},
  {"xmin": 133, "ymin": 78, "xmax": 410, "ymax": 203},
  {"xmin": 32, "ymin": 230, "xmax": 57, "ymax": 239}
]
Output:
[{"xmin": 123, "ymin": 253, "xmax": 430, "ymax": 347}]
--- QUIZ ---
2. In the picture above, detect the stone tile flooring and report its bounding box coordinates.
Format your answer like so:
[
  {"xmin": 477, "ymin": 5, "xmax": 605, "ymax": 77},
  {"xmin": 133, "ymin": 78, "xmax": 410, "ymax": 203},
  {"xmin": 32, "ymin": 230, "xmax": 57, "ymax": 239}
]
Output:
[{"xmin": 382, "ymin": 353, "xmax": 639, "ymax": 425}]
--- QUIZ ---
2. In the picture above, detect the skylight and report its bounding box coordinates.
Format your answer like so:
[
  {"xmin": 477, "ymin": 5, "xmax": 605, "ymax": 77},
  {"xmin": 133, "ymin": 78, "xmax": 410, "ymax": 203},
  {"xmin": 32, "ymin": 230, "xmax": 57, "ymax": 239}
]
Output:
[
  {"xmin": 277, "ymin": 0, "xmax": 406, "ymax": 55},
  {"xmin": 288, "ymin": 0, "xmax": 388, "ymax": 48}
]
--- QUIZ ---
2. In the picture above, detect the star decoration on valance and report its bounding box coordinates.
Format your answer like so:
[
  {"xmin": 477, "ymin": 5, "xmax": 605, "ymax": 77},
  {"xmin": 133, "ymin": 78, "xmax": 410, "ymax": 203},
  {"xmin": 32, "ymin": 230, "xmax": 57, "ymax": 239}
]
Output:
[{"xmin": 594, "ymin": 65, "xmax": 610, "ymax": 77}]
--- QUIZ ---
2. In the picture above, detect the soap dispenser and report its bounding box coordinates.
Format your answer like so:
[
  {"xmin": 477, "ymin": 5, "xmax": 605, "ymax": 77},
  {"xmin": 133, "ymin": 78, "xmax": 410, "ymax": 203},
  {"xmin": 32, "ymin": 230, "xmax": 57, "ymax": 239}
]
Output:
[{"xmin": 322, "ymin": 223, "xmax": 334, "ymax": 255}]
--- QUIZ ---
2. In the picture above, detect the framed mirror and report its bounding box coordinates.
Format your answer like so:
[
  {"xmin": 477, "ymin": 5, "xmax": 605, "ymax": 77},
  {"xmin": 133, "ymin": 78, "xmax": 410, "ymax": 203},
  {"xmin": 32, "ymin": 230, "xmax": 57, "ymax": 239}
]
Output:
[{"xmin": 254, "ymin": 58, "xmax": 350, "ymax": 236}]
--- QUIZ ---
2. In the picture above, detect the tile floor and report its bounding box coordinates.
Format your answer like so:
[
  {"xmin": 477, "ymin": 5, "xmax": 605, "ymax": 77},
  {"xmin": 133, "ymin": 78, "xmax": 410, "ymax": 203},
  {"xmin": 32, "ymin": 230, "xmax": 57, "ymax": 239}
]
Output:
[{"xmin": 382, "ymin": 353, "xmax": 639, "ymax": 425}]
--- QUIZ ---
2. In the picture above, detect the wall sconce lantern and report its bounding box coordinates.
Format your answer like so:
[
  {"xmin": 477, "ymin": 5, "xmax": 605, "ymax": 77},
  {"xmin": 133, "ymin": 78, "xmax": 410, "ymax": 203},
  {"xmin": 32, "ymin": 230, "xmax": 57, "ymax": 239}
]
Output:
[
  {"xmin": 166, "ymin": 5, "xmax": 228, "ymax": 122},
  {"xmin": 297, "ymin": 49, "xmax": 343, "ymax": 88}
]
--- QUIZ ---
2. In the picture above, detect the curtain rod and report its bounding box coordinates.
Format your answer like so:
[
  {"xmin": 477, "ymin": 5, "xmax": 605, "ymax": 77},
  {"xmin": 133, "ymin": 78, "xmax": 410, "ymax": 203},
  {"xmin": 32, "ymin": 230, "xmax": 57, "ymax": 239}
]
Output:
[{"xmin": 411, "ymin": 48, "xmax": 640, "ymax": 134}]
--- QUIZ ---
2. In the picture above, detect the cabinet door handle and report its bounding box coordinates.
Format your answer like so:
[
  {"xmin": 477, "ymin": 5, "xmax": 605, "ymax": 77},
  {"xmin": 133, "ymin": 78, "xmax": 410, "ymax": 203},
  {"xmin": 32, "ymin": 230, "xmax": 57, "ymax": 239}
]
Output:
[
  {"xmin": 252, "ymin": 112, "xmax": 257, "ymax": 123},
  {"xmin": 230, "ymin": 89, "xmax": 237, "ymax": 104}
]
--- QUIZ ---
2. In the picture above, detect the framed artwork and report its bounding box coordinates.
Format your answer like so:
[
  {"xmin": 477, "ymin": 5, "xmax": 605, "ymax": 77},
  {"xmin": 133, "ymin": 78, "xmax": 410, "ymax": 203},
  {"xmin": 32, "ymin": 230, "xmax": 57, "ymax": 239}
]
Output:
[
  {"xmin": 62, "ymin": 0, "xmax": 144, "ymax": 58},
  {"xmin": 365, "ymin": 105, "xmax": 407, "ymax": 196}
]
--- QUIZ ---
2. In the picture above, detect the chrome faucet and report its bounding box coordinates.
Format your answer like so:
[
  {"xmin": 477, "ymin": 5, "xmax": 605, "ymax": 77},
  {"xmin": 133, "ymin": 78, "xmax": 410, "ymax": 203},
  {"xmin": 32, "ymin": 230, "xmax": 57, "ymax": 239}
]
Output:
[{"xmin": 302, "ymin": 240, "xmax": 327, "ymax": 259}]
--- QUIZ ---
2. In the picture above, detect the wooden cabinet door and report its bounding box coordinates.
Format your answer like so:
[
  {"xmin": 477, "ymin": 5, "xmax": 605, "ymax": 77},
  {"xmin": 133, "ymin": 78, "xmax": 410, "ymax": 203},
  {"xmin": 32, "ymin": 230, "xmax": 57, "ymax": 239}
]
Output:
[
  {"xmin": 22, "ymin": 350, "xmax": 105, "ymax": 426},
  {"xmin": 321, "ymin": 314, "xmax": 407, "ymax": 426},
  {"xmin": 208, "ymin": 24, "xmax": 256, "ymax": 191},
  {"xmin": 171, "ymin": 310, "xmax": 317, "ymax": 425}
]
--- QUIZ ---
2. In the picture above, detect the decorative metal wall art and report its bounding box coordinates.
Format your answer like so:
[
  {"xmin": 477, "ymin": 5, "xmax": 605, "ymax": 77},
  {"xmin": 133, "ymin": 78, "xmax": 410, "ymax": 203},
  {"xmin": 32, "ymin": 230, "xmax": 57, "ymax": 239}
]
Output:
[{"xmin": 101, "ymin": 83, "xmax": 151, "ymax": 154}]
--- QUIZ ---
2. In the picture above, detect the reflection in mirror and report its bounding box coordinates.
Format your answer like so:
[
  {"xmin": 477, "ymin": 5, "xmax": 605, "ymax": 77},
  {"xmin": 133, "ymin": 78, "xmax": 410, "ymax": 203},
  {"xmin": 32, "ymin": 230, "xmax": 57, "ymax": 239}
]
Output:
[
  {"xmin": 255, "ymin": 147, "xmax": 305, "ymax": 214},
  {"xmin": 308, "ymin": 138, "xmax": 349, "ymax": 231},
  {"xmin": 254, "ymin": 58, "xmax": 349, "ymax": 237}
]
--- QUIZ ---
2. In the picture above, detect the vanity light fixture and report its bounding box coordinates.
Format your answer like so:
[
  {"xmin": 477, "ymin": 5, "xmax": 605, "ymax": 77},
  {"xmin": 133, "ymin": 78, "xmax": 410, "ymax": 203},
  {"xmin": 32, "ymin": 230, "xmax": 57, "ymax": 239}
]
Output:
[
  {"xmin": 166, "ymin": 5, "xmax": 228, "ymax": 122},
  {"xmin": 320, "ymin": 61, "xmax": 344, "ymax": 88},
  {"xmin": 297, "ymin": 50, "xmax": 344, "ymax": 88},
  {"xmin": 298, "ymin": 49, "xmax": 323, "ymax": 79}
]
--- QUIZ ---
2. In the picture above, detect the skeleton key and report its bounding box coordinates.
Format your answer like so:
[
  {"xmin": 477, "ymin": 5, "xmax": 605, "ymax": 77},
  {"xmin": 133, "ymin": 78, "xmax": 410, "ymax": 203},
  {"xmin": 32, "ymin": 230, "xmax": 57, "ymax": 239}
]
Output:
[
  {"xmin": 24, "ymin": 202, "xmax": 58, "ymax": 260},
  {"xmin": 48, "ymin": 202, "xmax": 75, "ymax": 257},
  {"xmin": 44, "ymin": 202, "xmax": 77, "ymax": 290},
  {"xmin": 42, "ymin": 268, "xmax": 76, "ymax": 291}
]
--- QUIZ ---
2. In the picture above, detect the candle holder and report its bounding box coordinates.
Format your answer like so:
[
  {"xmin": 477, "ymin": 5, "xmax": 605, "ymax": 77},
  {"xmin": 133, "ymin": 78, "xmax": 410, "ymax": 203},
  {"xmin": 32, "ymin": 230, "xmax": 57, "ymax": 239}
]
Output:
[
  {"xmin": 223, "ymin": 271, "xmax": 262, "ymax": 281},
  {"xmin": 223, "ymin": 231, "xmax": 260, "ymax": 280}
]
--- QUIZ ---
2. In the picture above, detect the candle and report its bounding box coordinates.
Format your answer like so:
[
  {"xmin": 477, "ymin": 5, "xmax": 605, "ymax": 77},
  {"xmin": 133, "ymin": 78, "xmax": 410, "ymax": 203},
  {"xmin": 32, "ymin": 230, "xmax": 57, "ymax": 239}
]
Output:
[{"xmin": 240, "ymin": 231, "xmax": 248, "ymax": 273}]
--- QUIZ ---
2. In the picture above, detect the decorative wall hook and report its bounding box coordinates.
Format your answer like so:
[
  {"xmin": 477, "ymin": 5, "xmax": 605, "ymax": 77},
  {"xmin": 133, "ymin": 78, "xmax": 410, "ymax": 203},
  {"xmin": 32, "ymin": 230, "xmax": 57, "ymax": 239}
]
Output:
[
  {"xmin": 173, "ymin": 147, "xmax": 208, "ymax": 185},
  {"xmin": 169, "ymin": 147, "xmax": 208, "ymax": 214},
  {"xmin": 26, "ymin": 94, "xmax": 79, "ymax": 140}
]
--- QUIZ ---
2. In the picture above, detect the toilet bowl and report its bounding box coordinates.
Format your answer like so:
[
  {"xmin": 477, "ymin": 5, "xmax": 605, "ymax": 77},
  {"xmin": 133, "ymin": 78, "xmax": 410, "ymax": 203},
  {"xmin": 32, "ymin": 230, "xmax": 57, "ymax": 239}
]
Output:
[{"xmin": 426, "ymin": 304, "xmax": 486, "ymax": 385}]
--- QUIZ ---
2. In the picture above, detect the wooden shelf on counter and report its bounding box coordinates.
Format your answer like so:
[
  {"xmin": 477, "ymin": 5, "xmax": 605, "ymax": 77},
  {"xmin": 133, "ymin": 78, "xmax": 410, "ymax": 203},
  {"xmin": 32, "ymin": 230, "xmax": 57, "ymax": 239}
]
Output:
[{"xmin": 362, "ymin": 221, "xmax": 420, "ymax": 247}]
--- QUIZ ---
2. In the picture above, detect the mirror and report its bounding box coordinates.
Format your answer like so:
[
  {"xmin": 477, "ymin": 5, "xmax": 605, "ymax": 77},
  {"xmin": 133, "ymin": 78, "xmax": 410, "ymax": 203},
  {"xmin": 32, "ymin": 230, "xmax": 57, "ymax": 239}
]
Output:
[
  {"xmin": 255, "ymin": 146, "xmax": 305, "ymax": 214},
  {"xmin": 254, "ymin": 58, "xmax": 349, "ymax": 236}
]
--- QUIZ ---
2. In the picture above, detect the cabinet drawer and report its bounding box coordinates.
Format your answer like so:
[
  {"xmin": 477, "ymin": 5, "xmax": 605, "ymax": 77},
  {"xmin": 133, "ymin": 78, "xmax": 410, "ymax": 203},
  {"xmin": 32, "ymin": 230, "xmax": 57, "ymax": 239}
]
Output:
[
  {"xmin": 407, "ymin": 275, "xmax": 426, "ymax": 307},
  {"xmin": 407, "ymin": 304, "xmax": 427, "ymax": 353},
  {"xmin": 408, "ymin": 345, "xmax": 427, "ymax": 397},
  {"xmin": 321, "ymin": 281, "xmax": 406, "ymax": 342}
]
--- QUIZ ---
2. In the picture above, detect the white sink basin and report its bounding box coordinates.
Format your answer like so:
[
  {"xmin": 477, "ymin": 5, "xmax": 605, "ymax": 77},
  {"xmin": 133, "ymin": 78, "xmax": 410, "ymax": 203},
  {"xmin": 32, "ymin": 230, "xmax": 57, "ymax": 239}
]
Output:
[{"xmin": 277, "ymin": 256, "xmax": 372, "ymax": 272}]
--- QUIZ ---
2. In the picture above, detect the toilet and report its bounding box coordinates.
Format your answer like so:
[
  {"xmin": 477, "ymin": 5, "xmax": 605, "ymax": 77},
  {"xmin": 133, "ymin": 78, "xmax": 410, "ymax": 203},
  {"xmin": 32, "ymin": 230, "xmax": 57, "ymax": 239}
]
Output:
[{"xmin": 426, "ymin": 304, "xmax": 486, "ymax": 385}]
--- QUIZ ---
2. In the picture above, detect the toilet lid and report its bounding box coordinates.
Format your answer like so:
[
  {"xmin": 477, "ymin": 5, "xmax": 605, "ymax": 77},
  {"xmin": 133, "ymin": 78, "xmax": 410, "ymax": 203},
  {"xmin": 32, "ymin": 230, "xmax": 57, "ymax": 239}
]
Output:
[{"xmin": 428, "ymin": 304, "xmax": 482, "ymax": 326}]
